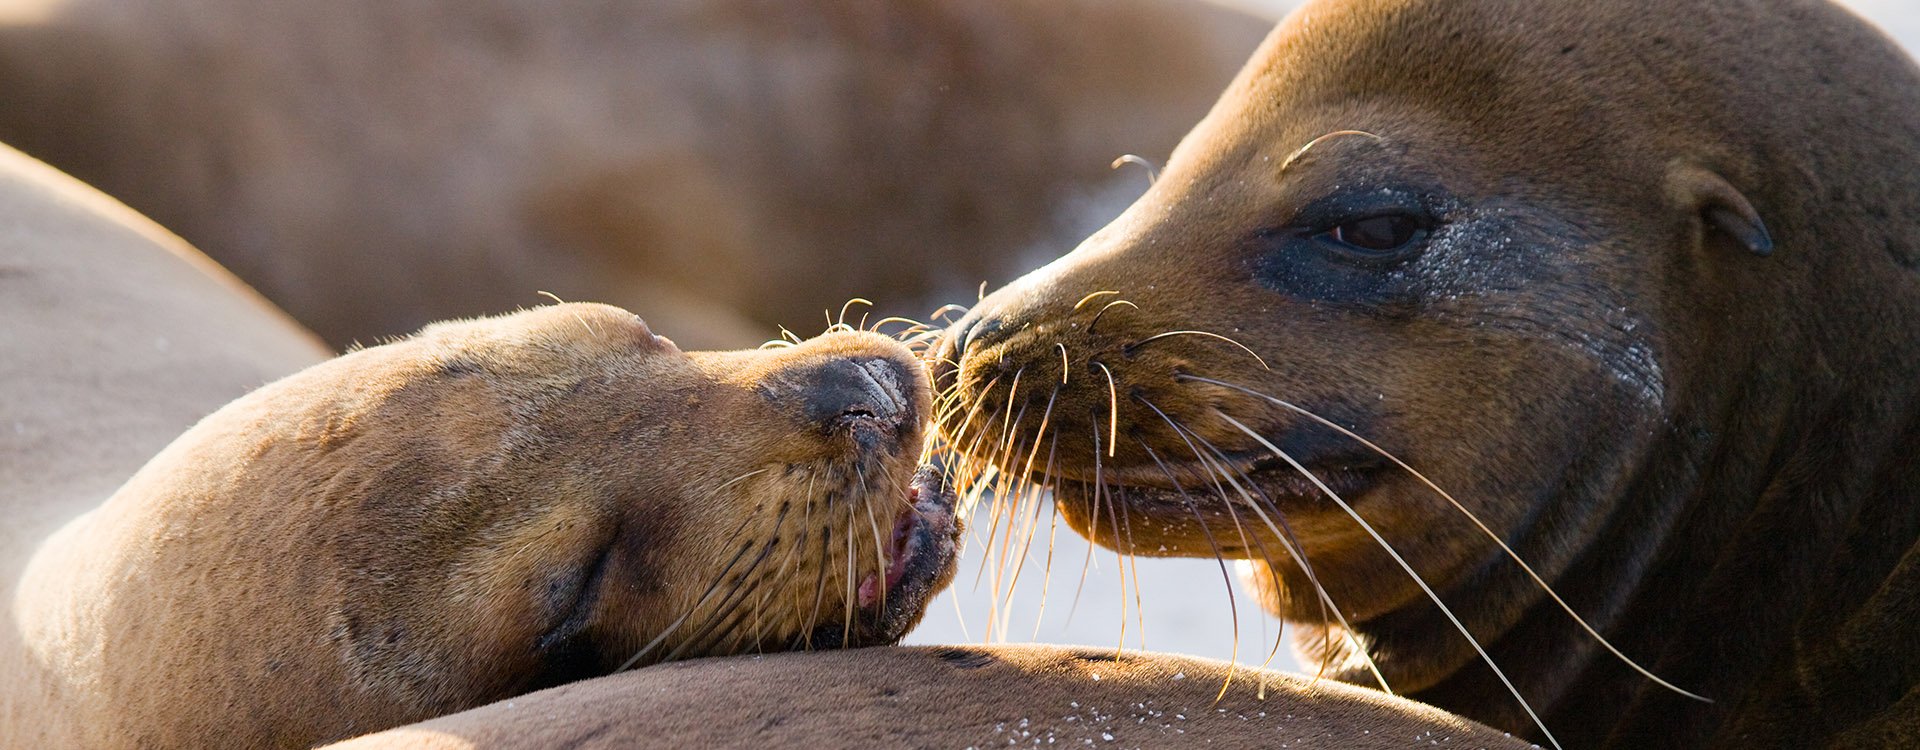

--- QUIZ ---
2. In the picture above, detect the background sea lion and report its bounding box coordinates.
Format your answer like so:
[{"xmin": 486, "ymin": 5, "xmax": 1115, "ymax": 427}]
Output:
[
  {"xmin": 933, "ymin": 0, "xmax": 1920, "ymax": 746},
  {"xmin": 0, "ymin": 139, "xmax": 327, "ymax": 599},
  {"xmin": 0, "ymin": 0, "xmax": 1269, "ymax": 350},
  {"xmin": 0, "ymin": 140, "xmax": 328, "ymax": 738}
]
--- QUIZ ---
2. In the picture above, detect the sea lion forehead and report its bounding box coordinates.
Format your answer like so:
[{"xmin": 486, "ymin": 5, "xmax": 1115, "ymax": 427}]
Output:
[{"xmin": 412, "ymin": 303, "xmax": 679, "ymax": 369}]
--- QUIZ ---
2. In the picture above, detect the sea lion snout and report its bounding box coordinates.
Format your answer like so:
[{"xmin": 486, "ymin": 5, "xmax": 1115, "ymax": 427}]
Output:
[
  {"xmin": 751, "ymin": 332, "xmax": 930, "ymax": 459},
  {"xmin": 791, "ymin": 356, "xmax": 915, "ymax": 440}
]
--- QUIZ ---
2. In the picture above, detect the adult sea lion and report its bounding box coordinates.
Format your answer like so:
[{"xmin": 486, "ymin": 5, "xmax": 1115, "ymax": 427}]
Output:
[
  {"xmin": 933, "ymin": 0, "xmax": 1920, "ymax": 746},
  {"xmin": 0, "ymin": 0, "xmax": 1270, "ymax": 349}
]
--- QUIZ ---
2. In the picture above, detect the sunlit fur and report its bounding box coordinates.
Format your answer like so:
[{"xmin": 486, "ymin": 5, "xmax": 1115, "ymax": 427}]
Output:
[
  {"xmin": 933, "ymin": 0, "xmax": 1920, "ymax": 747},
  {"xmin": 6, "ymin": 303, "xmax": 955, "ymax": 748}
]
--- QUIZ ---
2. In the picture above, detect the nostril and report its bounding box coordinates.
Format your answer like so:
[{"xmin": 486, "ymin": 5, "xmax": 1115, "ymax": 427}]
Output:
[
  {"xmin": 937, "ymin": 315, "xmax": 1004, "ymax": 374},
  {"xmin": 963, "ymin": 318, "xmax": 1004, "ymax": 355},
  {"xmin": 787, "ymin": 357, "xmax": 914, "ymax": 439}
]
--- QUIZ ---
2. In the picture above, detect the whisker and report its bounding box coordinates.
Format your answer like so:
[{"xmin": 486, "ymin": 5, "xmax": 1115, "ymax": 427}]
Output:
[
  {"xmin": 1109, "ymin": 153, "xmax": 1159, "ymax": 185},
  {"xmin": 668, "ymin": 533, "xmax": 784, "ymax": 659},
  {"xmin": 669, "ymin": 496, "xmax": 800, "ymax": 658},
  {"xmin": 1183, "ymin": 374, "xmax": 1709, "ymax": 703},
  {"xmin": 842, "ymin": 500, "xmax": 858, "ymax": 647},
  {"xmin": 1031, "ymin": 433, "xmax": 1062, "ymax": 640},
  {"xmin": 1124, "ymin": 330, "xmax": 1271, "ymax": 371},
  {"xmin": 996, "ymin": 387, "xmax": 1061, "ymax": 633},
  {"xmin": 1091, "ymin": 425, "xmax": 1132, "ymax": 655},
  {"xmin": 1139, "ymin": 397, "xmax": 1376, "ymax": 690},
  {"xmin": 1279, "ymin": 129, "xmax": 1384, "ymax": 173},
  {"xmin": 1070, "ymin": 290, "xmax": 1121, "ymax": 312},
  {"xmin": 1142, "ymin": 440, "xmax": 1243, "ymax": 701},
  {"xmin": 1094, "ymin": 361, "xmax": 1120, "ymax": 458},
  {"xmin": 1219, "ymin": 412, "xmax": 1562, "ymax": 750},
  {"xmin": 858, "ymin": 466, "xmax": 887, "ymax": 611},
  {"xmin": 802, "ymin": 525, "xmax": 832, "ymax": 647},
  {"xmin": 838, "ymin": 298, "xmax": 874, "ymax": 329},
  {"xmin": 976, "ymin": 369, "xmax": 1029, "ymax": 583},
  {"xmin": 1086, "ymin": 299, "xmax": 1138, "ymax": 335},
  {"xmin": 929, "ymin": 303, "xmax": 970, "ymax": 324},
  {"xmin": 1114, "ymin": 476, "xmax": 1148, "ymax": 652},
  {"xmin": 618, "ymin": 535, "xmax": 760, "ymax": 671}
]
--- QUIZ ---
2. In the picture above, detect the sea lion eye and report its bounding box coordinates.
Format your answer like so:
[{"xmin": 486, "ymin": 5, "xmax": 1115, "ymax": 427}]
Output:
[{"xmin": 1322, "ymin": 213, "xmax": 1428, "ymax": 256}]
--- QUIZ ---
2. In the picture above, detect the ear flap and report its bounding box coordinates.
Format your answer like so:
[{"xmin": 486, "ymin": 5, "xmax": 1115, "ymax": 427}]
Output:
[{"xmin": 1667, "ymin": 164, "xmax": 1773, "ymax": 256}]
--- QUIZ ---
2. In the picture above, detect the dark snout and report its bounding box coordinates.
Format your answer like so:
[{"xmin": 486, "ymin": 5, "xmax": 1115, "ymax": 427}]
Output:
[{"xmin": 788, "ymin": 357, "xmax": 917, "ymax": 451}]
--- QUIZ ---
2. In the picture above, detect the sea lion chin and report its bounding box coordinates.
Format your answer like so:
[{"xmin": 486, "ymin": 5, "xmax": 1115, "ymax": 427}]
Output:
[
  {"xmin": 934, "ymin": 0, "xmax": 1920, "ymax": 746},
  {"xmin": 9, "ymin": 302, "xmax": 959, "ymax": 748}
]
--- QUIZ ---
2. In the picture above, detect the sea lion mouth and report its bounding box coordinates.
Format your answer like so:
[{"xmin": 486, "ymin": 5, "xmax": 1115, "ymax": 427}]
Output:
[
  {"xmin": 1046, "ymin": 452, "xmax": 1385, "ymax": 557},
  {"xmin": 809, "ymin": 463, "xmax": 960, "ymax": 648}
]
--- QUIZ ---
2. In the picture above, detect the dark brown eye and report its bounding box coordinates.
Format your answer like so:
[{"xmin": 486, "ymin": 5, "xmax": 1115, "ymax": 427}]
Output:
[{"xmin": 1327, "ymin": 214, "xmax": 1426, "ymax": 254}]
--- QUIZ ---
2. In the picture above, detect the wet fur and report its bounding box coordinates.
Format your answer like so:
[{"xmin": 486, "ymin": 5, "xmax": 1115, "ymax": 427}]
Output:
[{"xmin": 935, "ymin": 0, "xmax": 1920, "ymax": 746}]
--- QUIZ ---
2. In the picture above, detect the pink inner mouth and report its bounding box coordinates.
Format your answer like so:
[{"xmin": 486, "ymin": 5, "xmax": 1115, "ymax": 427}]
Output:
[{"xmin": 857, "ymin": 484, "xmax": 932, "ymax": 608}]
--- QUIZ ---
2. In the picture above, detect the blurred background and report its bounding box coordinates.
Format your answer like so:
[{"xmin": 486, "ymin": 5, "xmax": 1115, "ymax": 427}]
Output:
[{"xmin": 0, "ymin": 0, "xmax": 1913, "ymax": 674}]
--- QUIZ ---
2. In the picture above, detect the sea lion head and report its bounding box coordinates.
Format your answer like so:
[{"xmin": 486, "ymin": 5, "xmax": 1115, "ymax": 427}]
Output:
[
  {"xmin": 26, "ymin": 302, "xmax": 958, "ymax": 745},
  {"xmin": 932, "ymin": 0, "xmax": 1920, "ymax": 739}
]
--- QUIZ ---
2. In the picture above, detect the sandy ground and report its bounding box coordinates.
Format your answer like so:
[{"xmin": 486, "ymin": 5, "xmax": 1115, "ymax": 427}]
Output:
[{"xmin": 904, "ymin": 0, "xmax": 1920, "ymax": 674}]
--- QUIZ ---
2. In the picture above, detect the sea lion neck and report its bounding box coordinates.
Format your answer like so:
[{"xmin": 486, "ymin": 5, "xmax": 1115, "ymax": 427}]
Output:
[{"xmin": 1384, "ymin": 307, "xmax": 1920, "ymax": 745}]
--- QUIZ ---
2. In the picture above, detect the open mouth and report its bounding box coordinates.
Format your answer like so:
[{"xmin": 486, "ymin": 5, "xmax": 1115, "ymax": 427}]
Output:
[
  {"xmin": 807, "ymin": 463, "xmax": 960, "ymax": 649},
  {"xmin": 857, "ymin": 464, "xmax": 959, "ymax": 610}
]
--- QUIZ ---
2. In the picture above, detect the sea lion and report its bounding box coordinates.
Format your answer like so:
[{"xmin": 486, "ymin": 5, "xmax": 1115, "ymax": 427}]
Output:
[
  {"xmin": 0, "ymin": 0, "xmax": 1270, "ymax": 350},
  {"xmin": 0, "ymin": 141, "xmax": 328, "ymax": 739},
  {"xmin": 0, "ymin": 143, "xmax": 1516, "ymax": 750},
  {"xmin": 1, "ymin": 153, "xmax": 962, "ymax": 746},
  {"xmin": 326, "ymin": 645, "xmax": 1532, "ymax": 749},
  {"xmin": 7, "ymin": 300, "xmax": 961, "ymax": 748},
  {"xmin": 932, "ymin": 0, "xmax": 1920, "ymax": 746},
  {"xmin": 0, "ymin": 139, "xmax": 327, "ymax": 594}
]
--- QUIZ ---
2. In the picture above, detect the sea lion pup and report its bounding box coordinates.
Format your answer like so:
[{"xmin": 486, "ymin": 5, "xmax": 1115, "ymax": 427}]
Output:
[
  {"xmin": 327, "ymin": 645, "xmax": 1532, "ymax": 749},
  {"xmin": 932, "ymin": 0, "xmax": 1920, "ymax": 746},
  {"xmin": 5, "ymin": 298, "xmax": 961, "ymax": 748},
  {"xmin": 0, "ymin": 0, "xmax": 1269, "ymax": 350}
]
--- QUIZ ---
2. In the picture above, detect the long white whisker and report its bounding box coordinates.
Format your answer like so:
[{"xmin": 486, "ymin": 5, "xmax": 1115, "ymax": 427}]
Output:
[
  {"xmin": 1140, "ymin": 397, "xmax": 1382, "ymax": 691},
  {"xmin": 1186, "ymin": 373, "xmax": 1708, "ymax": 704},
  {"xmin": 1219, "ymin": 412, "xmax": 1563, "ymax": 750}
]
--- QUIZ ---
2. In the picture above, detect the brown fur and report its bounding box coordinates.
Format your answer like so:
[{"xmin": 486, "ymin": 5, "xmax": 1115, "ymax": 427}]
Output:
[
  {"xmin": 325, "ymin": 645, "xmax": 1530, "ymax": 749},
  {"xmin": 0, "ymin": 0, "xmax": 1269, "ymax": 350},
  {"xmin": 934, "ymin": 0, "xmax": 1920, "ymax": 746},
  {"xmin": 0, "ymin": 143, "xmax": 1519, "ymax": 748},
  {"xmin": 7, "ymin": 302, "xmax": 955, "ymax": 747},
  {"xmin": 0, "ymin": 154, "xmax": 961, "ymax": 747},
  {"xmin": 0, "ymin": 142, "xmax": 328, "ymax": 740}
]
